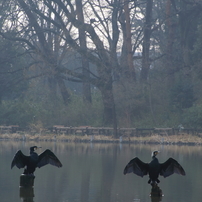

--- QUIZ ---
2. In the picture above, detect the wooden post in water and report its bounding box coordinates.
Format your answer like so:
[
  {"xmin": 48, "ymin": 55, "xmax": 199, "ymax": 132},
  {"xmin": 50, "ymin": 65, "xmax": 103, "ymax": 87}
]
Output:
[
  {"xmin": 20, "ymin": 174, "xmax": 35, "ymax": 187},
  {"xmin": 19, "ymin": 174, "xmax": 35, "ymax": 202},
  {"xmin": 19, "ymin": 186, "xmax": 34, "ymax": 202},
  {"xmin": 150, "ymin": 184, "xmax": 163, "ymax": 202}
]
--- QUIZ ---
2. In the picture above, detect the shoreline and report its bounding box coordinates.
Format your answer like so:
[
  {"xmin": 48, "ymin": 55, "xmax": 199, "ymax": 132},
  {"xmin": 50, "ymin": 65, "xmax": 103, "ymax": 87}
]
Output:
[{"xmin": 1, "ymin": 132, "xmax": 202, "ymax": 146}]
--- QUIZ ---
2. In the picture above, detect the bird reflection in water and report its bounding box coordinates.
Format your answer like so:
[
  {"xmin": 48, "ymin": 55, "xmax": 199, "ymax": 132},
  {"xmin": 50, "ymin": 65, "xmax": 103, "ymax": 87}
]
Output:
[{"xmin": 19, "ymin": 186, "xmax": 34, "ymax": 202}]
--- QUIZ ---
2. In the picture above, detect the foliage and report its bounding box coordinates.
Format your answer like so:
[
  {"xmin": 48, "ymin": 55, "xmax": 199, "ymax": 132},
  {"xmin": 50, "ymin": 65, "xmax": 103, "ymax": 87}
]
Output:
[
  {"xmin": 0, "ymin": 99, "xmax": 42, "ymax": 127},
  {"xmin": 169, "ymin": 79, "xmax": 194, "ymax": 111},
  {"xmin": 0, "ymin": 91, "xmax": 103, "ymax": 128},
  {"xmin": 0, "ymin": 38, "xmax": 29, "ymax": 100},
  {"xmin": 62, "ymin": 93, "xmax": 103, "ymax": 127},
  {"xmin": 182, "ymin": 104, "xmax": 202, "ymax": 128}
]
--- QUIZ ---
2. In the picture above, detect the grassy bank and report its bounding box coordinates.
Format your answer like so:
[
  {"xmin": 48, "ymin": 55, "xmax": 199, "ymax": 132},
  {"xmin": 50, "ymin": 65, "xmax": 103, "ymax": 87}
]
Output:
[{"xmin": 1, "ymin": 132, "xmax": 202, "ymax": 145}]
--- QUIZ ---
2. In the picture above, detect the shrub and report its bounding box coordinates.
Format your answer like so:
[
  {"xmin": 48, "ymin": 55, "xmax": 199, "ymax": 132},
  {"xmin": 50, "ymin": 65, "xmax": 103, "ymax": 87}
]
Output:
[{"xmin": 182, "ymin": 104, "xmax": 202, "ymax": 128}]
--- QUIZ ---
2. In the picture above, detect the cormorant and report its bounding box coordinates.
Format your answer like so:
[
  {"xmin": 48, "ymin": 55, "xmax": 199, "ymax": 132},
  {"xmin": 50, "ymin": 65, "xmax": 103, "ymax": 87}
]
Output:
[
  {"xmin": 124, "ymin": 151, "xmax": 185, "ymax": 185},
  {"xmin": 11, "ymin": 146, "xmax": 62, "ymax": 175}
]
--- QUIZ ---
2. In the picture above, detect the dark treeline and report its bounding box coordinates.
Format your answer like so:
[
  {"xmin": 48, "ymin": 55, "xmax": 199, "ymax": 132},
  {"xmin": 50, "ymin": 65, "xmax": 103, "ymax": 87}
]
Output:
[{"xmin": 0, "ymin": 0, "xmax": 202, "ymax": 135}]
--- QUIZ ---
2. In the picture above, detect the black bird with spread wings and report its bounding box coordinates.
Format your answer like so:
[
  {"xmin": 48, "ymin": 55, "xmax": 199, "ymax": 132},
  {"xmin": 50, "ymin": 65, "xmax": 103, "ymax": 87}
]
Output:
[
  {"xmin": 11, "ymin": 146, "xmax": 62, "ymax": 175},
  {"xmin": 124, "ymin": 151, "xmax": 185, "ymax": 185}
]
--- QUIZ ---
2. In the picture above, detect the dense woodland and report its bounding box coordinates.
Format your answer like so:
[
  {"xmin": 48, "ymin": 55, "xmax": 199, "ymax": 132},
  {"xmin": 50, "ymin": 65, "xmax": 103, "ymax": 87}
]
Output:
[{"xmin": 0, "ymin": 0, "xmax": 202, "ymax": 135}]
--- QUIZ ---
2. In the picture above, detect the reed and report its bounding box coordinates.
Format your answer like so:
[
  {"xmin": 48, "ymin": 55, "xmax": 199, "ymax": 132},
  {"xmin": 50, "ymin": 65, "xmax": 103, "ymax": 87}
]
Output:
[{"xmin": 1, "ymin": 132, "xmax": 202, "ymax": 145}]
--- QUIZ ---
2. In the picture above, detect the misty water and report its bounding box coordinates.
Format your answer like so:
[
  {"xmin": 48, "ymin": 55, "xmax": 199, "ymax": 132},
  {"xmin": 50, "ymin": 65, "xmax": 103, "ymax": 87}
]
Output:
[{"xmin": 0, "ymin": 140, "xmax": 202, "ymax": 202}]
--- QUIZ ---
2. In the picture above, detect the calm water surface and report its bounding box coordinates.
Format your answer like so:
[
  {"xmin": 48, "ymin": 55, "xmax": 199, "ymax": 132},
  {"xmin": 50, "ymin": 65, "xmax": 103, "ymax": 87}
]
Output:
[{"xmin": 0, "ymin": 141, "xmax": 201, "ymax": 202}]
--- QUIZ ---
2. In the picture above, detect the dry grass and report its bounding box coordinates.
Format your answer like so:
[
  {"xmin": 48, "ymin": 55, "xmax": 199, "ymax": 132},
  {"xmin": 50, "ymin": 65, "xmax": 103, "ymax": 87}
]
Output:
[
  {"xmin": 1, "ymin": 132, "xmax": 202, "ymax": 145},
  {"xmin": 124, "ymin": 133, "xmax": 202, "ymax": 145}
]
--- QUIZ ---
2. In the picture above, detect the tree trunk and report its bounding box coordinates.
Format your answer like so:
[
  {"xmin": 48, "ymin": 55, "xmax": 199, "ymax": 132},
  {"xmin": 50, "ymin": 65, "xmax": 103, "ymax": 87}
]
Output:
[
  {"xmin": 100, "ymin": 85, "xmax": 117, "ymax": 137},
  {"xmin": 76, "ymin": 0, "xmax": 92, "ymax": 103},
  {"xmin": 119, "ymin": 0, "xmax": 136, "ymax": 81},
  {"xmin": 123, "ymin": 0, "xmax": 136, "ymax": 81},
  {"xmin": 140, "ymin": 0, "xmax": 153, "ymax": 82},
  {"xmin": 56, "ymin": 76, "xmax": 71, "ymax": 105},
  {"xmin": 165, "ymin": 0, "xmax": 175, "ymax": 85},
  {"xmin": 48, "ymin": 77, "xmax": 57, "ymax": 102}
]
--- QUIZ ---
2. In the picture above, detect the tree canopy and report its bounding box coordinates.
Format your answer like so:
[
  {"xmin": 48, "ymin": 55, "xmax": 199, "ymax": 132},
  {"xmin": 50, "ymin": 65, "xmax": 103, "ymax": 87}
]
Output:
[{"xmin": 0, "ymin": 0, "xmax": 202, "ymax": 132}]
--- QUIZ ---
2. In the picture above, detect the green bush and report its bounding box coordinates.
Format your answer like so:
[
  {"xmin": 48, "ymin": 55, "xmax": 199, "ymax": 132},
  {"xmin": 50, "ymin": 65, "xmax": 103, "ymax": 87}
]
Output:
[
  {"xmin": 0, "ymin": 92, "xmax": 104, "ymax": 128},
  {"xmin": 0, "ymin": 99, "xmax": 43, "ymax": 127},
  {"xmin": 182, "ymin": 105, "xmax": 202, "ymax": 128},
  {"xmin": 61, "ymin": 93, "xmax": 103, "ymax": 127}
]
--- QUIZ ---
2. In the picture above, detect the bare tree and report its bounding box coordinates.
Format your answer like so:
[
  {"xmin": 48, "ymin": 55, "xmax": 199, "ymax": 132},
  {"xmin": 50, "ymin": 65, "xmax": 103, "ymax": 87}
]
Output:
[{"xmin": 1, "ymin": 0, "xmax": 183, "ymax": 131}]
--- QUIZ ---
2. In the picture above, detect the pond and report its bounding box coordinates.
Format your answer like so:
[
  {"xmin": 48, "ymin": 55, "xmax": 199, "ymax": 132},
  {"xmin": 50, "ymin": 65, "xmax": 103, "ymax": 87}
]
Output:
[{"xmin": 0, "ymin": 141, "xmax": 201, "ymax": 202}]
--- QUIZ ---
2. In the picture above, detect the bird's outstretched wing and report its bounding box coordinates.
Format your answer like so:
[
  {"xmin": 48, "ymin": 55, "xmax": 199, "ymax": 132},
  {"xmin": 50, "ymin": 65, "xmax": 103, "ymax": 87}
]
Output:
[
  {"xmin": 123, "ymin": 157, "xmax": 149, "ymax": 177},
  {"xmin": 37, "ymin": 149, "xmax": 62, "ymax": 168},
  {"xmin": 160, "ymin": 158, "xmax": 186, "ymax": 178},
  {"xmin": 11, "ymin": 150, "xmax": 29, "ymax": 169}
]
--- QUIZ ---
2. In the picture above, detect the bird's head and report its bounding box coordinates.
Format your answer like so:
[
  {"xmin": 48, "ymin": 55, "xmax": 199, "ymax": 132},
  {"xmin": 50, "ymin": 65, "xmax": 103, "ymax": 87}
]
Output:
[
  {"xmin": 151, "ymin": 151, "xmax": 159, "ymax": 158},
  {"xmin": 30, "ymin": 146, "xmax": 41, "ymax": 152}
]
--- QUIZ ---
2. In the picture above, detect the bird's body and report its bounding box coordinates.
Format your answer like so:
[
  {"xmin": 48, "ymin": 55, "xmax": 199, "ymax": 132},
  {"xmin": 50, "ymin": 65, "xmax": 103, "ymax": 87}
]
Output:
[
  {"xmin": 124, "ymin": 151, "xmax": 185, "ymax": 185},
  {"xmin": 11, "ymin": 146, "xmax": 62, "ymax": 175},
  {"xmin": 148, "ymin": 156, "xmax": 161, "ymax": 183},
  {"xmin": 24, "ymin": 149, "xmax": 38, "ymax": 174}
]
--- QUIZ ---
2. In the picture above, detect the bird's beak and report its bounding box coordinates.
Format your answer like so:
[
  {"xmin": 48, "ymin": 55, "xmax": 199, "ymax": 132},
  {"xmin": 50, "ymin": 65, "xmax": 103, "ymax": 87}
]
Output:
[{"xmin": 36, "ymin": 146, "xmax": 42, "ymax": 149}]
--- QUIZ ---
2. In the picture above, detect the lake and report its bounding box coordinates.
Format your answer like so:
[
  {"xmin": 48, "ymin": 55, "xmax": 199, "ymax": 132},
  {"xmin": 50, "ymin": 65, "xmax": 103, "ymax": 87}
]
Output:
[{"xmin": 0, "ymin": 141, "xmax": 201, "ymax": 202}]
